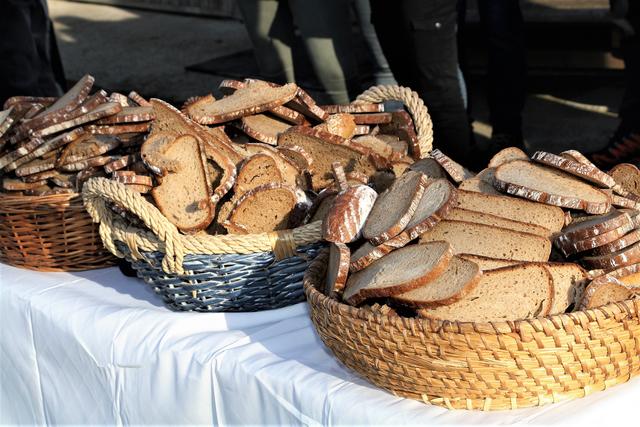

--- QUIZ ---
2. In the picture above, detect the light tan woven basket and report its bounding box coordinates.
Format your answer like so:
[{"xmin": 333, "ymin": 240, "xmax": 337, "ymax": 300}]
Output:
[
  {"xmin": 0, "ymin": 192, "xmax": 116, "ymax": 271},
  {"xmin": 304, "ymin": 249, "xmax": 640, "ymax": 411}
]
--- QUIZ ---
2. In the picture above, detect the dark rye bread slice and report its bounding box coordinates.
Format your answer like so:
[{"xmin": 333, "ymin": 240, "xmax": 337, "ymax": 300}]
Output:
[
  {"xmin": 352, "ymin": 112, "xmax": 393, "ymax": 125},
  {"xmin": 391, "ymin": 256, "xmax": 482, "ymax": 308},
  {"xmin": 235, "ymin": 114, "xmax": 291, "ymax": 145},
  {"xmin": 33, "ymin": 74, "xmax": 94, "ymax": 120},
  {"xmin": 185, "ymin": 82, "xmax": 298, "ymax": 125},
  {"xmin": 609, "ymin": 163, "xmax": 640, "ymax": 197},
  {"xmin": 325, "ymin": 242, "xmax": 350, "ymax": 298},
  {"xmin": 315, "ymin": 113, "xmax": 356, "ymax": 139},
  {"xmin": 87, "ymin": 123, "xmax": 152, "ymax": 135},
  {"xmin": 494, "ymin": 160, "xmax": 611, "ymax": 214},
  {"xmin": 430, "ymin": 149, "xmax": 475, "ymax": 183},
  {"xmin": 578, "ymin": 276, "xmax": 634, "ymax": 310},
  {"xmin": 362, "ymin": 171, "xmax": 429, "ymax": 245},
  {"xmin": 95, "ymin": 106, "xmax": 155, "ymax": 125},
  {"xmin": 532, "ymin": 151, "xmax": 616, "ymax": 188},
  {"xmin": 556, "ymin": 220, "xmax": 636, "ymax": 256},
  {"xmin": 456, "ymin": 190, "xmax": 566, "ymax": 233},
  {"xmin": 231, "ymin": 142, "xmax": 302, "ymax": 189},
  {"xmin": 151, "ymin": 134, "xmax": 214, "ymax": 233},
  {"xmin": 417, "ymin": 264, "xmax": 554, "ymax": 322},
  {"xmin": 6, "ymin": 129, "xmax": 86, "ymax": 174},
  {"xmin": 323, "ymin": 183, "xmax": 378, "ymax": 243},
  {"xmin": 458, "ymin": 254, "xmax": 522, "ymax": 270},
  {"xmin": 379, "ymin": 111, "xmax": 421, "ymax": 159},
  {"xmin": 276, "ymin": 145, "xmax": 313, "ymax": 171},
  {"xmin": 408, "ymin": 158, "xmax": 447, "ymax": 179},
  {"xmin": 322, "ymin": 103, "xmax": 384, "ymax": 114},
  {"xmin": 32, "ymin": 102, "xmax": 123, "ymax": 138},
  {"xmin": 56, "ymin": 134, "xmax": 120, "ymax": 167},
  {"xmin": 349, "ymin": 236, "xmax": 410, "ymax": 273},
  {"xmin": 448, "ymin": 207, "xmax": 552, "ymax": 238},
  {"xmin": 234, "ymin": 154, "xmax": 284, "ymax": 195},
  {"xmin": 581, "ymin": 241, "xmax": 640, "ymax": 270},
  {"xmin": 419, "ymin": 220, "xmax": 552, "ymax": 262},
  {"xmin": 278, "ymin": 126, "xmax": 376, "ymax": 191},
  {"xmin": 342, "ymin": 241, "xmax": 453, "ymax": 306},
  {"xmin": 592, "ymin": 228, "xmax": 640, "ymax": 255},
  {"xmin": 223, "ymin": 183, "xmax": 306, "ymax": 234},
  {"xmin": 487, "ymin": 147, "xmax": 529, "ymax": 168},
  {"xmin": 141, "ymin": 132, "xmax": 180, "ymax": 176}
]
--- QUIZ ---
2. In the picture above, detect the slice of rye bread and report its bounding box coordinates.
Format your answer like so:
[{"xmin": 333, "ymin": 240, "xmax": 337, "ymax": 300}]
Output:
[
  {"xmin": 95, "ymin": 106, "xmax": 155, "ymax": 125},
  {"xmin": 87, "ymin": 122, "xmax": 152, "ymax": 135},
  {"xmin": 362, "ymin": 171, "xmax": 429, "ymax": 244},
  {"xmin": 458, "ymin": 177, "xmax": 501, "ymax": 195},
  {"xmin": 2, "ymin": 178, "xmax": 48, "ymax": 191},
  {"xmin": 278, "ymin": 126, "xmax": 376, "ymax": 191},
  {"xmin": 604, "ymin": 263, "xmax": 640, "ymax": 287},
  {"xmin": 223, "ymin": 183, "xmax": 307, "ymax": 234},
  {"xmin": 377, "ymin": 134, "xmax": 408, "ymax": 156},
  {"xmin": 418, "ymin": 264, "xmax": 554, "ymax": 322},
  {"xmin": 455, "ymin": 190, "xmax": 565, "ymax": 232},
  {"xmin": 592, "ymin": 228, "xmax": 640, "ymax": 255},
  {"xmin": 323, "ymin": 184, "xmax": 378, "ymax": 243},
  {"xmin": 447, "ymin": 207, "xmax": 552, "ymax": 238},
  {"xmin": 234, "ymin": 153, "xmax": 284, "ymax": 195},
  {"xmin": 609, "ymin": 163, "xmax": 640, "ymax": 197},
  {"xmin": 419, "ymin": 220, "xmax": 552, "ymax": 262},
  {"xmin": 578, "ymin": 276, "xmax": 634, "ymax": 310},
  {"xmin": 235, "ymin": 114, "xmax": 291, "ymax": 145},
  {"xmin": 309, "ymin": 191, "xmax": 337, "ymax": 223},
  {"xmin": 0, "ymin": 107, "xmax": 14, "ymax": 137},
  {"xmin": 391, "ymin": 256, "xmax": 482, "ymax": 308},
  {"xmin": 353, "ymin": 124, "xmax": 370, "ymax": 136},
  {"xmin": 386, "ymin": 179, "xmax": 457, "ymax": 242},
  {"xmin": 487, "ymin": 147, "xmax": 529, "ymax": 168},
  {"xmin": 408, "ymin": 157, "xmax": 447, "ymax": 179},
  {"xmin": 128, "ymin": 91, "xmax": 151, "ymax": 107},
  {"xmin": 315, "ymin": 113, "xmax": 356, "ymax": 139},
  {"xmin": 561, "ymin": 149, "xmax": 598, "ymax": 167},
  {"xmin": 32, "ymin": 102, "xmax": 123, "ymax": 138},
  {"xmin": 141, "ymin": 132, "xmax": 181, "ymax": 175},
  {"xmin": 56, "ymin": 134, "xmax": 120, "ymax": 167},
  {"xmin": 23, "ymin": 168, "xmax": 59, "ymax": 182},
  {"xmin": 276, "ymin": 145, "xmax": 313, "ymax": 171},
  {"xmin": 581, "ymin": 241, "xmax": 640, "ymax": 270},
  {"xmin": 151, "ymin": 134, "xmax": 214, "ymax": 233},
  {"xmin": 113, "ymin": 174, "xmax": 153, "ymax": 187},
  {"xmin": 352, "ymin": 112, "xmax": 393, "ymax": 125},
  {"xmin": 6, "ymin": 129, "xmax": 86, "ymax": 174},
  {"xmin": 379, "ymin": 111, "xmax": 421, "ymax": 159},
  {"xmin": 325, "ymin": 242, "xmax": 350, "ymax": 298},
  {"xmin": 104, "ymin": 153, "xmax": 140, "ymax": 173},
  {"xmin": 59, "ymin": 154, "xmax": 120, "ymax": 172},
  {"xmin": 369, "ymin": 170, "xmax": 395, "ymax": 193},
  {"xmin": 231, "ymin": 142, "xmax": 302, "ymax": 188},
  {"xmin": 557, "ymin": 210, "xmax": 633, "ymax": 242},
  {"xmin": 352, "ymin": 135, "xmax": 394, "ymax": 159},
  {"xmin": 555, "ymin": 220, "xmax": 636, "ymax": 256},
  {"xmin": 349, "ymin": 236, "xmax": 411, "ymax": 273},
  {"xmin": 430, "ymin": 149, "xmax": 475, "ymax": 183},
  {"xmin": 185, "ymin": 82, "xmax": 298, "ymax": 125},
  {"xmin": 321, "ymin": 103, "xmax": 384, "ymax": 114},
  {"xmin": 458, "ymin": 254, "xmax": 523, "ymax": 270},
  {"xmin": 532, "ymin": 151, "xmax": 616, "ymax": 188},
  {"xmin": 4, "ymin": 95, "xmax": 56, "ymax": 109},
  {"xmin": 0, "ymin": 137, "xmax": 47, "ymax": 170},
  {"xmin": 33, "ymin": 74, "xmax": 94, "ymax": 120},
  {"xmin": 541, "ymin": 262, "xmax": 589, "ymax": 314},
  {"xmin": 50, "ymin": 173, "xmax": 76, "ymax": 188},
  {"xmin": 342, "ymin": 241, "xmax": 453, "ymax": 306},
  {"xmin": 604, "ymin": 189, "xmax": 640, "ymax": 209}
]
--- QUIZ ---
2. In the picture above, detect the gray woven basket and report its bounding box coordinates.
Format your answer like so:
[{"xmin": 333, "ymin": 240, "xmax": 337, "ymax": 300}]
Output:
[{"xmin": 117, "ymin": 242, "xmax": 322, "ymax": 312}]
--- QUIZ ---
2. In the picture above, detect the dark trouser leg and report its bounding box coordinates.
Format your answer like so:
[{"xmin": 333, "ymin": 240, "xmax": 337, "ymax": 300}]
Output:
[
  {"xmin": 236, "ymin": 0, "xmax": 296, "ymax": 84},
  {"xmin": 477, "ymin": 0, "xmax": 526, "ymax": 139},
  {"xmin": 619, "ymin": 1, "xmax": 640, "ymax": 131},
  {"xmin": 288, "ymin": 0, "xmax": 361, "ymax": 103},
  {"xmin": 352, "ymin": 0, "xmax": 396, "ymax": 85},
  {"xmin": 0, "ymin": 0, "xmax": 64, "ymax": 104}
]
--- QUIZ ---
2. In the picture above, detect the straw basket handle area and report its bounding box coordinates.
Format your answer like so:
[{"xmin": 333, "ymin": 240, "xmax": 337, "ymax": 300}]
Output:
[
  {"xmin": 82, "ymin": 177, "xmax": 323, "ymax": 274},
  {"xmin": 354, "ymin": 85, "xmax": 433, "ymax": 158}
]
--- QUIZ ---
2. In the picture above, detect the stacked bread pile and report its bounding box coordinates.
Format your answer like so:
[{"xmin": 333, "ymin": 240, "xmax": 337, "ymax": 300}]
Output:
[
  {"xmin": 0, "ymin": 75, "xmax": 155, "ymax": 195},
  {"xmin": 323, "ymin": 146, "xmax": 640, "ymax": 322}
]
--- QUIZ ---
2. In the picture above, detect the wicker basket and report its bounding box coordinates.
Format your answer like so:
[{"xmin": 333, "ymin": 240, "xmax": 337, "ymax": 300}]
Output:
[
  {"xmin": 0, "ymin": 192, "xmax": 116, "ymax": 271},
  {"xmin": 304, "ymin": 249, "xmax": 640, "ymax": 411}
]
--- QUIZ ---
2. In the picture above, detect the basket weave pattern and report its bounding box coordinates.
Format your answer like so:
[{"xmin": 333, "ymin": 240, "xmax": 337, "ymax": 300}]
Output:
[
  {"xmin": 0, "ymin": 193, "xmax": 116, "ymax": 271},
  {"xmin": 304, "ymin": 250, "xmax": 640, "ymax": 410}
]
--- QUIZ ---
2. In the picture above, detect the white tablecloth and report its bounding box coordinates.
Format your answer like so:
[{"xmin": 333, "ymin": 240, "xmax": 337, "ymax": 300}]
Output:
[{"xmin": 1, "ymin": 263, "xmax": 638, "ymax": 425}]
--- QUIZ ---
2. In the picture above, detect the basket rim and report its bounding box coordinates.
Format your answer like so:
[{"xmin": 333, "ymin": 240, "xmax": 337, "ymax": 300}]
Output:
[
  {"xmin": 303, "ymin": 248, "xmax": 640, "ymax": 335},
  {"xmin": 0, "ymin": 191, "xmax": 81, "ymax": 206}
]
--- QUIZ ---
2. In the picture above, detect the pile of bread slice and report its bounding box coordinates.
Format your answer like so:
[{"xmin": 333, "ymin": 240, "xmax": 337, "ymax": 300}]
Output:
[
  {"xmin": 0, "ymin": 75, "xmax": 156, "ymax": 196},
  {"xmin": 323, "ymin": 146, "xmax": 640, "ymax": 322}
]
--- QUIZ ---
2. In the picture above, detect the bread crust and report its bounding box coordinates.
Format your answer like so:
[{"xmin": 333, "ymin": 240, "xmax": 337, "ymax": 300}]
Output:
[
  {"xmin": 488, "ymin": 147, "xmax": 528, "ymax": 169},
  {"xmin": 592, "ymin": 229, "xmax": 640, "ymax": 255},
  {"xmin": 532, "ymin": 151, "xmax": 615, "ymax": 188},
  {"xmin": 430, "ymin": 149, "xmax": 475, "ymax": 183},
  {"xmin": 95, "ymin": 106, "xmax": 155, "ymax": 125},
  {"xmin": 323, "ymin": 184, "xmax": 378, "ymax": 243},
  {"xmin": 325, "ymin": 242, "xmax": 350, "ymax": 298},
  {"xmin": 582, "ymin": 241, "xmax": 640, "ymax": 270},
  {"xmin": 321, "ymin": 103, "xmax": 384, "ymax": 114}
]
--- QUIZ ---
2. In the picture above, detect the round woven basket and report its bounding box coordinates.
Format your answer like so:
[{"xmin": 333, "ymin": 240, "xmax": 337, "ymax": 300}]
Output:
[
  {"xmin": 304, "ymin": 249, "xmax": 640, "ymax": 411},
  {"xmin": 0, "ymin": 192, "xmax": 116, "ymax": 271}
]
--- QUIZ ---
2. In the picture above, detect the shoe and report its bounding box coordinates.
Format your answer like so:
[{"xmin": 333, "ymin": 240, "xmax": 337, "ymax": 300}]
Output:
[{"xmin": 589, "ymin": 131, "xmax": 640, "ymax": 169}]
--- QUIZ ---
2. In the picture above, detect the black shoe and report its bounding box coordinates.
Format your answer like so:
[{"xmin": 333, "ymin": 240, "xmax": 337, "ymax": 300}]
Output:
[{"xmin": 589, "ymin": 129, "xmax": 640, "ymax": 169}]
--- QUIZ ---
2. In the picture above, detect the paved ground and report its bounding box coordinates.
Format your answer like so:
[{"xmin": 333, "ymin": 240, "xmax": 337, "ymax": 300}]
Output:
[{"xmin": 50, "ymin": 0, "xmax": 623, "ymax": 154}]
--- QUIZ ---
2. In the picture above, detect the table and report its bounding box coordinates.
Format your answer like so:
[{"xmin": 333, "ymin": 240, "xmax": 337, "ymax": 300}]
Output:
[{"xmin": 1, "ymin": 263, "xmax": 638, "ymax": 425}]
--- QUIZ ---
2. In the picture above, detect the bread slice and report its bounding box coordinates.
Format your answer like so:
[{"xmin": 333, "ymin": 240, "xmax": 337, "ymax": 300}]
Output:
[
  {"xmin": 0, "ymin": 107, "xmax": 14, "ymax": 138},
  {"xmin": 581, "ymin": 241, "xmax": 640, "ymax": 270},
  {"xmin": 458, "ymin": 177, "xmax": 501, "ymax": 195},
  {"xmin": 561, "ymin": 149, "xmax": 598, "ymax": 167},
  {"xmin": 532, "ymin": 151, "xmax": 616, "ymax": 188},
  {"xmin": 5, "ymin": 129, "xmax": 86, "ymax": 174},
  {"xmin": 342, "ymin": 241, "xmax": 453, "ymax": 306},
  {"xmin": 458, "ymin": 254, "xmax": 522, "ymax": 270},
  {"xmin": 379, "ymin": 111, "xmax": 421, "ymax": 158},
  {"xmin": 488, "ymin": 147, "xmax": 529, "ymax": 168},
  {"xmin": 555, "ymin": 220, "xmax": 635, "ymax": 256},
  {"xmin": 391, "ymin": 256, "xmax": 482, "ymax": 307},
  {"xmin": 128, "ymin": 91, "xmax": 151, "ymax": 107},
  {"xmin": 322, "ymin": 103, "xmax": 384, "ymax": 114},
  {"xmin": 579, "ymin": 276, "xmax": 634, "ymax": 310},
  {"xmin": 419, "ymin": 220, "xmax": 552, "ymax": 262},
  {"xmin": 363, "ymin": 171, "xmax": 429, "ymax": 244},
  {"xmin": 447, "ymin": 207, "xmax": 552, "ymax": 238},
  {"xmin": 323, "ymin": 184, "xmax": 378, "ymax": 243},
  {"xmin": 408, "ymin": 158, "xmax": 447, "ymax": 179},
  {"xmin": 605, "ymin": 263, "xmax": 640, "ymax": 287},
  {"xmin": 352, "ymin": 135, "xmax": 394, "ymax": 159},
  {"xmin": 349, "ymin": 237, "xmax": 410, "ymax": 273},
  {"xmin": 592, "ymin": 229, "xmax": 640, "ymax": 255},
  {"xmin": 325, "ymin": 243, "xmax": 350, "ymax": 298},
  {"xmin": 494, "ymin": 160, "xmax": 611, "ymax": 214},
  {"xmin": 33, "ymin": 102, "xmax": 123, "ymax": 138},
  {"xmin": 87, "ymin": 123, "xmax": 152, "ymax": 136},
  {"xmin": 278, "ymin": 126, "xmax": 376, "ymax": 191},
  {"xmin": 430, "ymin": 149, "xmax": 475, "ymax": 183},
  {"xmin": 33, "ymin": 74, "xmax": 94, "ymax": 119},
  {"xmin": 151, "ymin": 134, "xmax": 214, "ymax": 233},
  {"xmin": 231, "ymin": 142, "xmax": 302, "ymax": 188},
  {"xmin": 236, "ymin": 114, "xmax": 291, "ymax": 145},
  {"xmin": 185, "ymin": 82, "xmax": 298, "ymax": 125},
  {"xmin": 141, "ymin": 132, "xmax": 180, "ymax": 176},
  {"xmin": 455, "ymin": 190, "xmax": 565, "ymax": 232},
  {"xmin": 609, "ymin": 163, "xmax": 640, "ymax": 197},
  {"xmin": 285, "ymin": 86, "xmax": 329, "ymax": 122},
  {"xmin": 276, "ymin": 145, "xmax": 313, "ymax": 172},
  {"xmin": 352, "ymin": 112, "xmax": 393, "ymax": 125},
  {"xmin": 315, "ymin": 113, "xmax": 356, "ymax": 139},
  {"xmin": 56, "ymin": 134, "xmax": 120, "ymax": 167},
  {"xmin": 377, "ymin": 134, "xmax": 408, "ymax": 156},
  {"xmin": 309, "ymin": 191, "xmax": 337, "ymax": 223},
  {"xmin": 234, "ymin": 154, "xmax": 284, "ymax": 195},
  {"xmin": 543, "ymin": 263, "xmax": 589, "ymax": 314},
  {"xmin": 95, "ymin": 106, "xmax": 155, "ymax": 125},
  {"xmin": 418, "ymin": 264, "xmax": 554, "ymax": 322}
]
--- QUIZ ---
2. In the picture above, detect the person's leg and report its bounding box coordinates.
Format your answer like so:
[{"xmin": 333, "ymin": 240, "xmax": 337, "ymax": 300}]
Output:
[
  {"xmin": 477, "ymin": 0, "xmax": 526, "ymax": 144},
  {"xmin": 236, "ymin": 0, "xmax": 296, "ymax": 84},
  {"xmin": 352, "ymin": 0, "xmax": 396, "ymax": 86},
  {"xmin": 288, "ymin": 0, "xmax": 360, "ymax": 103}
]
